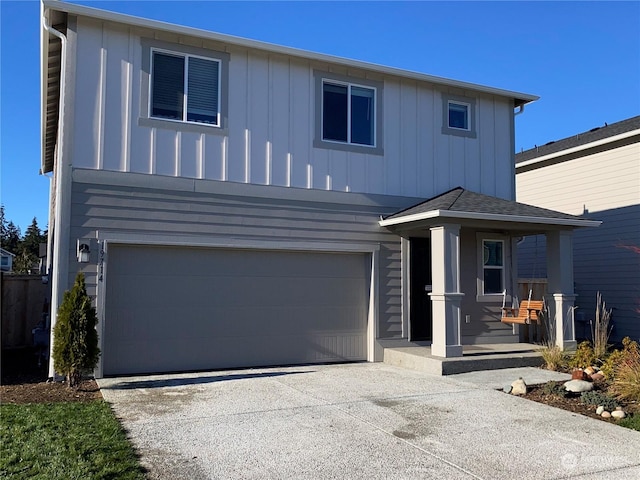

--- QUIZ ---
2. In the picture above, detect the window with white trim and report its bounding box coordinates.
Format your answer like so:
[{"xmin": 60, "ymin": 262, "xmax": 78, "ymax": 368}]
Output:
[
  {"xmin": 150, "ymin": 49, "xmax": 221, "ymax": 126},
  {"xmin": 441, "ymin": 93, "xmax": 476, "ymax": 138},
  {"xmin": 322, "ymin": 80, "xmax": 376, "ymax": 146},
  {"xmin": 482, "ymin": 239, "xmax": 504, "ymax": 295}
]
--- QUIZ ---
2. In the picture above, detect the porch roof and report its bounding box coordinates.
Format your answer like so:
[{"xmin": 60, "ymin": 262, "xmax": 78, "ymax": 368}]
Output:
[{"xmin": 379, "ymin": 187, "xmax": 601, "ymax": 229}]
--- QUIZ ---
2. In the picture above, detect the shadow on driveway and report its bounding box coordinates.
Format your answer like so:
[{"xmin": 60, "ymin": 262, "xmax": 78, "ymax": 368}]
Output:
[{"xmin": 102, "ymin": 370, "xmax": 313, "ymax": 390}]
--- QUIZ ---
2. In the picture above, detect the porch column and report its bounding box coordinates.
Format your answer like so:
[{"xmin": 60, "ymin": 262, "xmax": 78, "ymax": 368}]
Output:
[
  {"xmin": 546, "ymin": 230, "xmax": 577, "ymax": 351},
  {"xmin": 429, "ymin": 224, "xmax": 464, "ymax": 357}
]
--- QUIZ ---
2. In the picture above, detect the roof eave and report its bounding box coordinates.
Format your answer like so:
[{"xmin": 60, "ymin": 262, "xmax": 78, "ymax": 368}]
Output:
[
  {"xmin": 43, "ymin": 0, "xmax": 538, "ymax": 105},
  {"xmin": 379, "ymin": 209, "xmax": 601, "ymax": 228},
  {"xmin": 516, "ymin": 128, "xmax": 640, "ymax": 170}
]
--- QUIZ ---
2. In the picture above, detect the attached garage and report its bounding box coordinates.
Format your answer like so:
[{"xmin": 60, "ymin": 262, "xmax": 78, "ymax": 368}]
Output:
[{"xmin": 102, "ymin": 244, "xmax": 371, "ymax": 375}]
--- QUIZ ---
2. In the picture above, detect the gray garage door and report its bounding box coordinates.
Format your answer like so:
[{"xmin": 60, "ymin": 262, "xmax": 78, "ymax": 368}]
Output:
[{"xmin": 103, "ymin": 245, "xmax": 370, "ymax": 375}]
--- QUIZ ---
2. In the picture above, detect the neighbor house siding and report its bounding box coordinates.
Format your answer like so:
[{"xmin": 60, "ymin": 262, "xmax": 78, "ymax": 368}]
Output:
[
  {"xmin": 66, "ymin": 168, "xmax": 420, "ymax": 340},
  {"xmin": 69, "ymin": 15, "xmax": 516, "ymax": 201},
  {"xmin": 517, "ymin": 137, "xmax": 640, "ymax": 342}
]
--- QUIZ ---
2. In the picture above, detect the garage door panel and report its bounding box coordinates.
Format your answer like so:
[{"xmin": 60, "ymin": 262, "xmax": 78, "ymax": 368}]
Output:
[{"xmin": 104, "ymin": 246, "xmax": 369, "ymax": 375}]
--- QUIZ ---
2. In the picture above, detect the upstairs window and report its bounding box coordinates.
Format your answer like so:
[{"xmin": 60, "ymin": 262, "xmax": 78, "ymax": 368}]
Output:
[
  {"xmin": 482, "ymin": 239, "xmax": 504, "ymax": 295},
  {"xmin": 448, "ymin": 101, "xmax": 470, "ymax": 131},
  {"xmin": 322, "ymin": 80, "xmax": 376, "ymax": 147},
  {"xmin": 441, "ymin": 94, "xmax": 476, "ymax": 138},
  {"xmin": 151, "ymin": 50, "xmax": 220, "ymax": 126}
]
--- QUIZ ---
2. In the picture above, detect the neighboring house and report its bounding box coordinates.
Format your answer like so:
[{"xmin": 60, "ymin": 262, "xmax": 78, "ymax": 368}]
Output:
[
  {"xmin": 516, "ymin": 116, "xmax": 640, "ymax": 343},
  {"xmin": 41, "ymin": 1, "xmax": 597, "ymax": 378},
  {"xmin": 1, "ymin": 248, "xmax": 15, "ymax": 272}
]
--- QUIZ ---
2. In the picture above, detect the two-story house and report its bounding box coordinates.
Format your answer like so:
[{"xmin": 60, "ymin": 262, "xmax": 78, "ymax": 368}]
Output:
[{"xmin": 41, "ymin": 1, "xmax": 598, "ymax": 377}]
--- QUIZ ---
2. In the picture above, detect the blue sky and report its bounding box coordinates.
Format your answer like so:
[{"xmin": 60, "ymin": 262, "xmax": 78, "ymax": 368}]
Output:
[{"xmin": 1, "ymin": 0, "xmax": 639, "ymax": 233}]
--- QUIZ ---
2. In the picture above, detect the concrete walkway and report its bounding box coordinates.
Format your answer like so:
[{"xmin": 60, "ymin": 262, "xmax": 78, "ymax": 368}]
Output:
[{"xmin": 98, "ymin": 364, "xmax": 640, "ymax": 480}]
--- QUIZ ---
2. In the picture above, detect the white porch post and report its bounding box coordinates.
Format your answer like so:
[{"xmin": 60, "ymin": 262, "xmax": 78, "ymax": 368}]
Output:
[
  {"xmin": 429, "ymin": 224, "xmax": 464, "ymax": 357},
  {"xmin": 546, "ymin": 230, "xmax": 577, "ymax": 351}
]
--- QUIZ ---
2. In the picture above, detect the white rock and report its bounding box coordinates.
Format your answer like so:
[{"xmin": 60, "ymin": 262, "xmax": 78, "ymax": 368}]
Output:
[
  {"xmin": 611, "ymin": 410, "xmax": 626, "ymax": 419},
  {"xmin": 511, "ymin": 378, "xmax": 527, "ymax": 395},
  {"xmin": 563, "ymin": 379, "xmax": 594, "ymax": 393},
  {"xmin": 596, "ymin": 406, "xmax": 605, "ymax": 415},
  {"xmin": 601, "ymin": 411, "xmax": 612, "ymax": 418}
]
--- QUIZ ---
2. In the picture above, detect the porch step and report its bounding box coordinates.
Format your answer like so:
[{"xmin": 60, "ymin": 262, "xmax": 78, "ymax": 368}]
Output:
[{"xmin": 383, "ymin": 344, "xmax": 544, "ymax": 376}]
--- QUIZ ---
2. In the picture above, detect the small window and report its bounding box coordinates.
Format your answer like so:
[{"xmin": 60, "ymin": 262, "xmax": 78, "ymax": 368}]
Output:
[
  {"xmin": 448, "ymin": 101, "xmax": 469, "ymax": 130},
  {"xmin": 441, "ymin": 94, "xmax": 476, "ymax": 138},
  {"xmin": 150, "ymin": 50, "xmax": 220, "ymax": 127},
  {"xmin": 1, "ymin": 257, "xmax": 8, "ymax": 266},
  {"xmin": 322, "ymin": 80, "xmax": 375, "ymax": 146},
  {"xmin": 482, "ymin": 240, "xmax": 504, "ymax": 295}
]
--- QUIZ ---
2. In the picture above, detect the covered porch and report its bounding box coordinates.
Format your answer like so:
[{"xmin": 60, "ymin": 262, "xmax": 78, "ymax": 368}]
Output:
[{"xmin": 379, "ymin": 188, "xmax": 600, "ymax": 360}]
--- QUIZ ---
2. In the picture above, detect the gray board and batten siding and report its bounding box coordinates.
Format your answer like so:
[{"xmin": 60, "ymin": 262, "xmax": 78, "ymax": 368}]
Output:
[
  {"xmin": 69, "ymin": 14, "xmax": 519, "ymax": 202},
  {"xmin": 69, "ymin": 169, "xmax": 422, "ymax": 374}
]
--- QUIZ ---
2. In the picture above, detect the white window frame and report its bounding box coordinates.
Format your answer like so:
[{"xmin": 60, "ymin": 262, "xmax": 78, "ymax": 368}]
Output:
[
  {"xmin": 313, "ymin": 70, "xmax": 384, "ymax": 156},
  {"xmin": 441, "ymin": 93, "xmax": 477, "ymax": 139},
  {"xmin": 321, "ymin": 79, "xmax": 377, "ymax": 148},
  {"xmin": 149, "ymin": 47, "xmax": 222, "ymax": 128},
  {"xmin": 447, "ymin": 100, "xmax": 471, "ymax": 131},
  {"xmin": 477, "ymin": 236, "xmax": 506, "ymax": 298}
]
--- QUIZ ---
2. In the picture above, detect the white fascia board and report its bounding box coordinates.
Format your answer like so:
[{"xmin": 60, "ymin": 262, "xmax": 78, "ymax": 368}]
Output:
[
  {"xmin": 44, "ymin": 1, "xmax": 538, "ymax": 105},
  {"xmin": 40, "ymin": 2, "xmax": 50, "ymax": 172},
  {"xmin": 516, "ymin": 129, "xmax": 640, "ymax": 170},
  {"xmin": 378, "ymin": 209, "xmax": 601, "ymax": 228}
]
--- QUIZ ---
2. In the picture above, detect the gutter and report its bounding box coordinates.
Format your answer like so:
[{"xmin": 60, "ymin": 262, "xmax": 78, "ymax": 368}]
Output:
[{"xmin": 42, "ymin": 4, "xmax": 68, "ymax": 379}]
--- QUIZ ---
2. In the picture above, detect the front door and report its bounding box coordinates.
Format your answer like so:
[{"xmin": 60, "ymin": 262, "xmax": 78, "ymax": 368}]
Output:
[{"xmin": 410, "ymin": 238, "xmax": 432, "ymax": 341}]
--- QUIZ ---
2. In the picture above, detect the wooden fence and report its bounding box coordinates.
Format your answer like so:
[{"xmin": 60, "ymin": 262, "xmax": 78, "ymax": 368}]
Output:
[{"xmin": 1, "ymin": 274, "xmax": 49, "ymax": 349}]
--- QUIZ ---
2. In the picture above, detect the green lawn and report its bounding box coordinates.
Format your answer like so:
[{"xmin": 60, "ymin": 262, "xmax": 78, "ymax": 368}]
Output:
[{"xmin": 1, "ymin": 400, "xmax": 146, "ymax": 479}]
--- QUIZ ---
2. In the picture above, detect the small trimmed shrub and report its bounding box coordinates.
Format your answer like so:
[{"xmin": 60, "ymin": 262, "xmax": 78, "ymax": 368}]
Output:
[
  {"xmin": 569, "ymin": 341, "xmax": 597, "ymax": 369},
  {"xmin": 580, "ymin": 391, "xmax": 619, "ymax": 410},
  {"xmin": 52, "ymin": 272, "xmax": 100, "ymax": 387},
  {"xmin": 619, "ymin": 413, "xmax": 640, "ymax": 432},
  {"xmin": 601, "ymin": 348, "xmax": 624, "ymax": 380},
  {"xmin": 542, "ymin": 381, "xmax": 569, "ymax": 398}
]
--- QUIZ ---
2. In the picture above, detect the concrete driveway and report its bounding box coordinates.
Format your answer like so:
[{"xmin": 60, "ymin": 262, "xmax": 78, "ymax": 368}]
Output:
[{"xmin": 98, "ymin": 363, "xmax": 640, "ymax": 479}]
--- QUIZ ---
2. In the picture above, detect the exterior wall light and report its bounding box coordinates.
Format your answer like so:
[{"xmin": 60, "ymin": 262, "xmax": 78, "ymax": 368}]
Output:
[{"xmin": 77, "ymin": 240, "xmax": 90, "ymax": 263}]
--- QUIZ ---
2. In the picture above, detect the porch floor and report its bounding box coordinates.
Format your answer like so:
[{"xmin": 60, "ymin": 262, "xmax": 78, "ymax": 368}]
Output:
[{"xmin": 383, "ymin": 343, "xmax": 544, "ymax": 376}]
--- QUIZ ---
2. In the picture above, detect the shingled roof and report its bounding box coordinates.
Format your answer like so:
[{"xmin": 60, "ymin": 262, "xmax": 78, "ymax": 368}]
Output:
[
  {"xmin": 380, "ymin": 187, "xmax": 599, "ymax": 228},
  {"xmin": 516, "ymin": 115, "xmax": 640, "ymax": 164}
]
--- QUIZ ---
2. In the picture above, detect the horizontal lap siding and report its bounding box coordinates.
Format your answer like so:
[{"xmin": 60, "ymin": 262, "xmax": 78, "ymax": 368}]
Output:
[
  {"xmin": 68, "ymin": 171, "xmax": 409, "ymax": 339},
  {"xmin": 516, "ymin": 140, "xmax": 640, "ymax": 342}
]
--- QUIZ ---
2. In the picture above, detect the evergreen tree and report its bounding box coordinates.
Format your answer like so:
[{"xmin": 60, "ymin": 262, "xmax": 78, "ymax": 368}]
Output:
[
  {"xmin": 12, "ymin": 250, "xmax": 38, "ymax": 274},
  {"xmin": 22, "ymin": 217, "xmax": 45, "ymax": 258},
  {"xmin": 3, "ymin": 221, "xmax": 21, "ymax": 253},
  {"xmin": 0, "ymin": 206, "xmax": 6, "ymax": 241},
  {"xmin": 52, "ymin": 272, "xmax": 101, "ymax": 387}
]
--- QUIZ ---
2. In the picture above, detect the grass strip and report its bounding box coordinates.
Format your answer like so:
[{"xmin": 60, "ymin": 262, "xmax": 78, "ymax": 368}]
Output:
[{"xmin": 1, "ymin": 400, "xmax": 145, "ymax": 479}]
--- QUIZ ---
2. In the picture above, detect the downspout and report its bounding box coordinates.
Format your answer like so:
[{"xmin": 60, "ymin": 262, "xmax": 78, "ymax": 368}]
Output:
[
  {"xmin": 514, "ymin": 104, "xmax": 525, "ymax": 116},
  {"xmin": 43, "ymin": 7, "xmax": 68, "ymax": 379}
]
